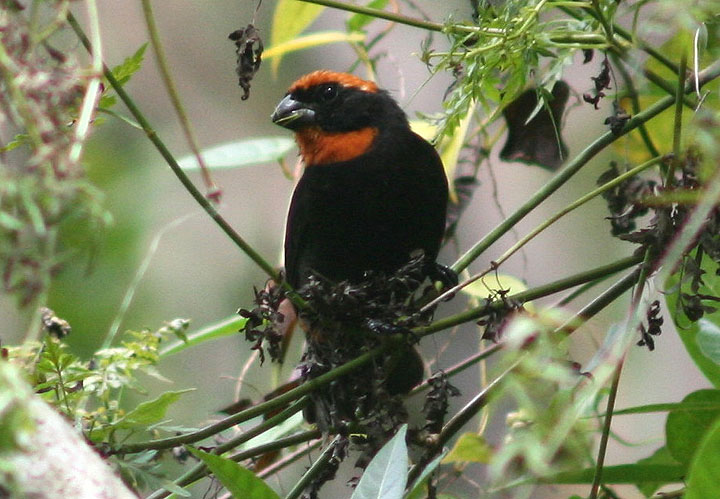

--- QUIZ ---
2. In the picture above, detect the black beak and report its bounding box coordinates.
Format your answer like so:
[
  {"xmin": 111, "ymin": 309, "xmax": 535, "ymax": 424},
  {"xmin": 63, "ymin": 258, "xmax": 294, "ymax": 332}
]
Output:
[{"xmin": 271, "ymin": 94, "xmax": 316, "ymax": 129}]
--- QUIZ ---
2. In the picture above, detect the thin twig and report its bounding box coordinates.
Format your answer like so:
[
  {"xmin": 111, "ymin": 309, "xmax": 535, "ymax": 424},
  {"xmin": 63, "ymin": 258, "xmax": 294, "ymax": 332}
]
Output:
[
  {"xmin": 140, "ymin": 0, "xmax": 218, "ymax": 198},
  {"xmin": 65, "ymin": 13, "xmax": 281, "ymax": 282},
  {"xmin": 452, "ymin": 60, "xmax": 720, "ymax": 274},
  {"xmin": 146, "ymin": 398, "xmax": 308, "ymax": 499},
  {"xmin": 284, "ymin": 435, "xmax": 341, "ymax": 499}
]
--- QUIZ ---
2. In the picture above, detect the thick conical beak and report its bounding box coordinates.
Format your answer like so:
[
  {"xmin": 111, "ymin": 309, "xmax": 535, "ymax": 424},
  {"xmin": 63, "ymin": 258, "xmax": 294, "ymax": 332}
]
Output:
[{"xmin": 271, "ymin": 94, "xmax": 316, "ymax": 129}]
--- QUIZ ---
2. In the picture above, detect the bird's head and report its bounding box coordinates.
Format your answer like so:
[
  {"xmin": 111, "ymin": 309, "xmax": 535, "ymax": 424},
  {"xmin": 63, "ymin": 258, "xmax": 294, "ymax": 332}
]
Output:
[{"xmin": 272, "ymin": 70, "xmax": 408, "ymax": 165}]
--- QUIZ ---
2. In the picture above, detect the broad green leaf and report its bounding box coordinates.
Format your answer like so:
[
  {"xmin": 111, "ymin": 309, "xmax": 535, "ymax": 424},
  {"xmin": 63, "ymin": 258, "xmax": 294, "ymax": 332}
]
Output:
[
  {"xmin": 352, "ymin": 424, "xmax": 408, "ymax": 499},
  {"xmin": 159, "ymin": 316, "xmax": 247, "ymax": 358},
  {"xmin": 178, "ymin": 137, "xmax": 295, "ymax": 171},
  {"xmin": 188, "ymin": 448, "xmax": 279, "ymax": 499},
  {"xmin": 270, "ymin": 0, "xmax": 325, "ymax": 74},
  {"xmin": 666, "ymin": 389, "xmax": 720, "ymax": 465},
  {"xmin": 109, "ymin": 43, "xmax": 148, "ymax": 86},
  {"xmin": 685, "ymin": 417, "xmax": 720, "ymax": 499},
  {"xmin": 634, "ymin": 446, "xmax": 683, "ymax": 497},
  {"xmin": 406, "ymin": 450, "xmax": 448, "ymax": 499},
  {"xmin": 665, "ymin": 270, "xmax": 720, "ymax": 388},
  {"xmin": 697, "ymin": 319, "xmax": 720, "ymax": 364},
  {"xmin": 541, "ymin": 463, "xmax": 686, "ymax": 484},
  {"xmin": 115, "ymin": 389, "xmax": 195, "ymax": 429},
  {"xmin": 263, "ymin": 31, "xmax": 365, "ymax": 61},
  {"xmin": 442, "ymin": 432, "xmax": 492, "ymax": 464},
  {"xmin": 347, "ymin": 0, "xmax": 388, "ymax": 32}
]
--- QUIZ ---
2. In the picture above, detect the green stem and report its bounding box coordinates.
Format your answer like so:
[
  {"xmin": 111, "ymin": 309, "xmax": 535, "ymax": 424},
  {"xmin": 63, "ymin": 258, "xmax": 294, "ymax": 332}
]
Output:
[
  {"xmin": 409, "ymin": 343, "xmax": 503, "ymax": 396},
  {"xmin": 258, "ymin": 438, "xmax": 322, "ymax": 478},
  {"xmin": 453, "ymin": 60, "xmax": 720, "ymax": 274},
  {"xmin": 611, "ymin": 54, "xmax": 660, "ymax": 158},
  {"xmin": 559, "ymin": 4, "xmax": 678, "ymax": 74},
  {"xmin": 590, "ymin": 0, "xmax": 614, "ymax": 44},
  {"xmin": 297, "ymin": 0, "xmax": 503, "ymax": 36},
  {"xmin": 140, "ymin": 0, "xmax": 217, "ymax": 197},
  {"xmin": 114, "ymin": 344, "xmax": 383, "ymax": 454},
  {"xmin": 589, "ymin": 247, "xmax": 653, "ymax": 498},
  {"xmin": 642, "ymin": 69, "xmax": 696, "ymax": 109},
  {"xmin": 418, "ymin": 254, "xmax": 644, "ymax": 338},
  {"xmin": 65, "ymin": 13, "xmax": 280, "ymax": 281},
  {"xmin": 666, "ymin": 52, "xmax": 688, "ymax": 185},
  {"xmin": 147, "ymin": 398, "xmax": 309, "ymax": 498},
  {"xmin": 229, "ymin": 428, "xmax": 321, "ymax": 464},
  {"xmin": 284, "ymin": 435, "xmax": 341, "ymax": 499},
  {"xmin": 494, "ymin": 155, "xmax": 664, "ymax": 268},
  {"xmin": 558, "ymin": 269, "xmax": 641, "ymax": 335},
  {"xmin": 407, "ymin": 362, "xmax": 515, "ymax": 486}
]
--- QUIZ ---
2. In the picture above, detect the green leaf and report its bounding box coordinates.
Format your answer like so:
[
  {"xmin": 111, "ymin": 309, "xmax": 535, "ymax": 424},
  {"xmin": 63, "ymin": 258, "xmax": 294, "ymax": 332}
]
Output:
[
  {"xmin": 665, "ymin": 270, "xmax": 720, "ymax": 388},
  {"xmin": 697, "ymin": 319, "xmax": 720, "ymax": 364},
  {"xmin": 666, "ymin": 389, "xmax": 720, "ymax": 465},
  {"xmin": 188, "ymin": 448, "xmax": 279, "ymax": 499},
  {"xmin": 606, "ymin": 400, "xmax": 720, "ymax": 417},
  {"xmin": 442, "ymin": 432, "xmax": 492, "ymax": 464},
  {"xmin": 634, "ymin": 446, "xmax": 683, "ymax": 497},
  {"xmin": 685, "ymin": 417, "xmax": 720, "ymax": 499},
  {"xmin": 352, "ymin": 424, "xmax": 408, "ymax": 499},
  {"xmin": 0, "ymin": 211, "xmax": 25, "ymax": 231},
  {"xmin": 115, "ymin": 389, "xmax": 195, "ymax": 429},
  {"xmin": 0, "ymin": 133, "xmax": 29, "ymax": 153},
  {"xmin": 542, "ymin": 464, "xmax": 686, "ymax": 484},
  {"xmin": 159, "ymin": 316, "xmax": 247, "ymax": 358},
  {"xmin": 177, "ymin": 137, "xmax": 295, "ymax": 171},
  {"xmin": 438, "ymin": 104, "xmax": 474, "ymax": 203},
  {"xmin": 263, "ymin": 31, "xmax": 365, "ymax": 62},
  {"xmin": 406, "ymin": 450, "xmax": 448, "ymax": 499},
  {"xmin": 270, "ymin": 0, "xmax": 325, "ymax": 75},
  {"xmin": 347, "ymin": 0, "xmax": 388, "ymax": 32},
  {"xmin": 110, "ymin": 43, "xmax": 148, "ymax": 86}
]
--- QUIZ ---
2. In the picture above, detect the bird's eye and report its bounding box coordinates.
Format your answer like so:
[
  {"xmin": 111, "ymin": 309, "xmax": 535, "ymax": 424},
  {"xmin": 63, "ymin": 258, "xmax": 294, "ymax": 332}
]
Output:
[{"xmin": 320, "ymin": 84, "xmax": 338, "ymax": 102}]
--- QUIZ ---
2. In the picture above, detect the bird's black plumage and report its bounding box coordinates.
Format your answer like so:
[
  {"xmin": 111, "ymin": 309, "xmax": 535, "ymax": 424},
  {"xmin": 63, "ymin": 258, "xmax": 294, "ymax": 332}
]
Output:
[{"xmin": 274, "ymin": 70, "xmax": 448, "ymax": 290}]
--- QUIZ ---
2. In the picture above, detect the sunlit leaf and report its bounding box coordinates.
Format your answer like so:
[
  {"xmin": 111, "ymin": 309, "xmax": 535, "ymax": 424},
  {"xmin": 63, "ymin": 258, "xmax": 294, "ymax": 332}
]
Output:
[
  {"xmin": 263, "ymin": 31, "xmax": 365, "ymax": 61},
  {"xmin": 352, "ymin": 424, "xmax": 408, "ymax": 499},
  {"xmin": 188, "ymin": 448, "xmax": 279, "ymax": 499},
  {"xmin": 270, "ymin": 0, "xmax": 325, "ymax": 75},
  {"xmin": 178, "ymin": 137, "xmax": 295, "ymax": 171}
]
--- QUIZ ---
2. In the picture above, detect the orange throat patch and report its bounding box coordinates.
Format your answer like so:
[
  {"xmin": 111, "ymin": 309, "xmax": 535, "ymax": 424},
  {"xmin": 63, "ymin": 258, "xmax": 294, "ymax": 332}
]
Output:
[{"xmin": 295, "ymin": 127, "xmax": 378, "ymax": 166}]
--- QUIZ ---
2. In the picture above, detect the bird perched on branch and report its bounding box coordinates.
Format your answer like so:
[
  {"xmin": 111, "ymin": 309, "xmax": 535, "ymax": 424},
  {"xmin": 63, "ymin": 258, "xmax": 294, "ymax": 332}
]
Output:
[
  {"xmin": 273, "ymin": 70, "xmax": 449, "ymax": 292},
  {"xmin": 271, "ymin": 70, "xmax": 452, "ymax": 426}
]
